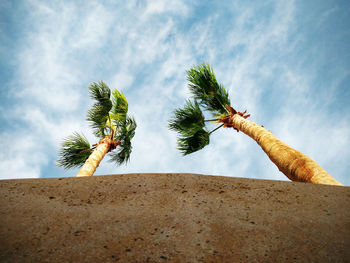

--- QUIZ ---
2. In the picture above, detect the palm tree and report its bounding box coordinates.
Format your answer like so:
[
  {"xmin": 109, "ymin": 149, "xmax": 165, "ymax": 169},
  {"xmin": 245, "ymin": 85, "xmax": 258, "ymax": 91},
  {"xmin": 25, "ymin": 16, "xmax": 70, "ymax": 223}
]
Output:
[
  {"xmin": 169, "ymin": 63, "xmax": 342, "ymax": 186},
  {"xmin": 57, "ymin": 81, "xmax": 136, "ymax": 177}
]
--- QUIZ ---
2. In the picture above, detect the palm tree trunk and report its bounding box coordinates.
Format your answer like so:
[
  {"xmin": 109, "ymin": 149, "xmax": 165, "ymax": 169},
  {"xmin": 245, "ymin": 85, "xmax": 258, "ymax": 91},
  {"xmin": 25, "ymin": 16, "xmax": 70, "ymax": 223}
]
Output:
[
  {"xmin": 227, "ymin": 114, "xmax": 342, "ymax": 186},
  {"xmin": 76, "ymin": 138, "xmax": 112, "ymax": 177}
]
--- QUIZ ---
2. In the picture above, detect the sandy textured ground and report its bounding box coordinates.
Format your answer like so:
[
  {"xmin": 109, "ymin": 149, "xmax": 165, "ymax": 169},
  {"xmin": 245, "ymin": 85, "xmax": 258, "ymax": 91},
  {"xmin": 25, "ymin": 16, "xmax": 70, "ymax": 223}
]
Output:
[{"xmin": 0, "ymin": 173, "xmax": 349, "ymax": 262}]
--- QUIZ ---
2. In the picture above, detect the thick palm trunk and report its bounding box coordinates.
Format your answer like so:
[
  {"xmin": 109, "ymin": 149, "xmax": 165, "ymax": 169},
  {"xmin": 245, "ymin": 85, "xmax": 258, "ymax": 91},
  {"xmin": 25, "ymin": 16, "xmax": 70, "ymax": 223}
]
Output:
[
  {"xmin": 226, "ymin": 113, "xmax": 342, "ymax": 186},
  {"xmin": 76, "ymin": 138, "xmax": 118, "ymax": 177}
]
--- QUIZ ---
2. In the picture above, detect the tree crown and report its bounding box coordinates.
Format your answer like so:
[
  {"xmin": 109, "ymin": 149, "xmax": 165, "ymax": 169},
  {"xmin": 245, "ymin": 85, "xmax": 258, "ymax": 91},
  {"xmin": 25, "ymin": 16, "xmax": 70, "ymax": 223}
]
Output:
[
  {"xmin": 169, "ymin": 63, "xmax": 231, "ymax": 155},
  {"xmin": 57, "ymin": 81, "xmax": 136, "ymax": 168}
]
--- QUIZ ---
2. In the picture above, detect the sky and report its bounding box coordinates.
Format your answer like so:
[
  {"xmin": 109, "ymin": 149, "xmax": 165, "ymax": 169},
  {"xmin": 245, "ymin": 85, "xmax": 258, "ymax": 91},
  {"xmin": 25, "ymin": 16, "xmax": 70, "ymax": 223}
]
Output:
[{"xmin": 1, "ymin": 0, "xmax": 349, "ymax": 185}]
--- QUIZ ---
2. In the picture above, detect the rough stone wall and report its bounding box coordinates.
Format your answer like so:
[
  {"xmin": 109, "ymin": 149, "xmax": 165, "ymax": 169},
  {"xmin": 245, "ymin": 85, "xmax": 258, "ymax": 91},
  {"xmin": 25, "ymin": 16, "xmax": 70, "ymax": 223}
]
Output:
[{"xmin": 0, "ymin": 173, "xmax": 349, "ymax": 262}]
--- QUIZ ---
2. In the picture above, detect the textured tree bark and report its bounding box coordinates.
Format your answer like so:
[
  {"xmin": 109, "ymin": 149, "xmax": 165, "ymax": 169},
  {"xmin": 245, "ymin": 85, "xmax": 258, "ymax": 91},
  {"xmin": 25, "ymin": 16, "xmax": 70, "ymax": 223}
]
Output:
[
  {"xmin": 226, "ymin": 114, "xmax": 342, "ymax": 186},
  {"xmin": 76, "ymin": 140, "xmax": 111, "ymax": 177}
]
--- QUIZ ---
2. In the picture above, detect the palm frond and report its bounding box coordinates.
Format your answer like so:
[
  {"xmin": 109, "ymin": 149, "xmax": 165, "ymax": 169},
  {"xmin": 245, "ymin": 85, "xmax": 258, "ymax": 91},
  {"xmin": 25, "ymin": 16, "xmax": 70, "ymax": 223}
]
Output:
[
  {"xmin": 168, "ymin": 100, "xmax": 205, "ymax": 133},
  {"xmin": 56, "ymin": 132, "xmax": 92, "ymax": 169},
  {"xmin": 86, "ymin": 81, "xmax": 113, "ymax": 137},
  {"xmin": 109, "ymin": 116, "xmax": 137, "ymax": 165},
  {"xmin": 187, "ymin": 63, "xmax": 230, "ymax": 115},
  {"xmin": 116, "ymin": 116, "xmax": 137, "ymax": 141},
  {"xmin": 88, "ymin": 81, "xmax": 113, "ymax": 111},
  {"xmin": 109, "ymin": 139, "xmax": 132, "ymax": 165},
  {"xmin": 86, "ymin": 105, "xmax": 109, "ymax": 137},
  {"xmin": 111, "ymin": 89, "xmax": 128, "ymax": 126},
  {"xmin": 177, "ymin": 128, "xmax": 210, "ymax": 155}
]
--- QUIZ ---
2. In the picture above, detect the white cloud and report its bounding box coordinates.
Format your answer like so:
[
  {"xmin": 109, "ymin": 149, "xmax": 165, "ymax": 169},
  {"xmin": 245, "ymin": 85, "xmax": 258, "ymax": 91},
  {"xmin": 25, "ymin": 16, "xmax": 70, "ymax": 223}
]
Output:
[
  {"xmin": 15, "ymin": 2, "xmax": 81, "ymax": 112},
  {"xmin": 3, "ymin": 1, "xmax": 299, "ymax": 180},
  {"xmin": 109, "ymin": 72, "xmax": 134, "ymax": 91},
  {"xmin": 2, "ymin": 0, "xmax": 349, "ymax": 186},
  {"xmin": 142, "ymin": 0, "xmax": 189, "ymax": 19},
  {"xmin": 0, "ymin": 132, "xmax": 48, "ymax": 179},
  {"xmin": 224, "ymin": 1, "xmax": 295, "ymax": 114},
  {"xmin": 68, "ymin": 3, "xmax": 114, "ymax": 49}
]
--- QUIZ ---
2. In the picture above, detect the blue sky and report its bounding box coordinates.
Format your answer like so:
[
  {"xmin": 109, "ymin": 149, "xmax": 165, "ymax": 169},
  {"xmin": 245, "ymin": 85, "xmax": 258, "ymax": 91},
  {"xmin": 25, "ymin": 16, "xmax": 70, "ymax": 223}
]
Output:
[{"xmin": 1, "ymin": 0, "xmax": 349, "ymax": 185}]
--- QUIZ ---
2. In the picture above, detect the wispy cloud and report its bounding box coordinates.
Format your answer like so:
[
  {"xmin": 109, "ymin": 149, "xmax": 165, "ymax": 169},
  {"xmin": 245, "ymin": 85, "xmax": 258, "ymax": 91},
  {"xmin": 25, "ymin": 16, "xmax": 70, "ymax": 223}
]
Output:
[
  {"xmin": 0, "ymin": 132, "xmax": 48, "ymax": 179},
  {"xmin": 142, "ymin": 0, "xmax": 189, "ymax": 19},
  {"xmin": 1, "ymin": 0, "xmax": 349, "ymax": 185}
]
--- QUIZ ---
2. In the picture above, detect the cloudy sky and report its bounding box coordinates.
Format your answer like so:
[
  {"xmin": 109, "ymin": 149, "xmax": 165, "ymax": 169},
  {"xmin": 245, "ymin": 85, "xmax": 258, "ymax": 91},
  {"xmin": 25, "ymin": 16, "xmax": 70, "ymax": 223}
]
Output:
[{"xmin": 1, "ymin": 0, "xmax": 349, "ymax": 185}]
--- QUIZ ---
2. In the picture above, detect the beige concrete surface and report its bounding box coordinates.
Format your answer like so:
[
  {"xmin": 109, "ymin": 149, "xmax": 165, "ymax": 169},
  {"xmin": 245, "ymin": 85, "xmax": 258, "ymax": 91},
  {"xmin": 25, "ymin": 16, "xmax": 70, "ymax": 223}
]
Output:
[{"xmin": 0, "ymin": 173, "xmax": 349, "ymax": 262}]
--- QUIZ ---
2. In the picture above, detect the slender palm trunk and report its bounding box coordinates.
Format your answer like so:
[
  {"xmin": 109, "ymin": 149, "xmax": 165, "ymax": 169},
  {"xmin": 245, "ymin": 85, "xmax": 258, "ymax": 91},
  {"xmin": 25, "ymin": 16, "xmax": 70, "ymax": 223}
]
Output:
[
  {"xmin": 226, "ymin": 113, "xmax": 342, "ymax": 186},
  {"xmin": 76, "ymin": 138, "xmax": 119, "ymax": 177}
]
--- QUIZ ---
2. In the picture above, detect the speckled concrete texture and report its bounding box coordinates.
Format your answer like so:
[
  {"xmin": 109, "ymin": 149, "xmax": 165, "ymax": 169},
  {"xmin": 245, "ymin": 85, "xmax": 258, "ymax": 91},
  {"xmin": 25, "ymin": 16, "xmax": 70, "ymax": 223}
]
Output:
[{"xmin": 0, "ymin": 173, "xmax": 349, "ymax": 262}]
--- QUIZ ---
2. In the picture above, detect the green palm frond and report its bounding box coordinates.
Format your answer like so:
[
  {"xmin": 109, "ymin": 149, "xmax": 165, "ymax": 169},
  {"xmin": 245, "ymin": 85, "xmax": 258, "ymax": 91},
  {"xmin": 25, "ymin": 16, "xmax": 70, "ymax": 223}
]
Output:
[
  {"xmin": 88, "ymin": 81, "xmax": 113, "ymax": 111},
  {"xmin": 109, "ymin": 116, "xmax": 137, "ymax": 165},
  {"xmin": 168, "ymin": 100, "xmax": 205, "ymax": 133},
  {"xmin": 168, "ymin": 63, "xmax": 231, "ymax": 155},
  {"xmin": 109, "ymin": 140, "xmax": 132, "ymax": 165},
  {"xmin": 187, "ymin": 63, "xmax": 230, "ymax": 115},
  {"xmin": 86, "ymin": 81, "xmax": 113, "ymax": 137},
  {"xmin": 169, "ymin": 99, "xmax": 210, "ymax": 155},
  {"xmin": 111, "ymin": 89, "xmax": 128, "ymax": 125},
  {"xmin": 86, "ymin": 105, "xmax": 109, "ymax": 137},
  {"xmin": 57, "ymin": 132, "xmax": 92, "ymax": 169},
  {"xmin": 177, "ymin": 128, "xmax": 210, "ymax": 155}
]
